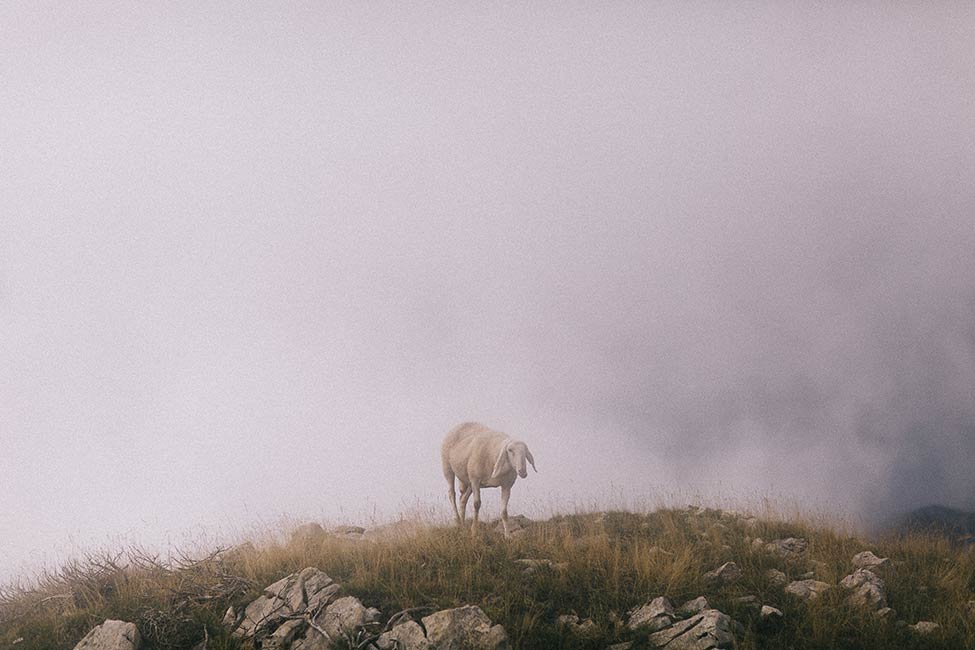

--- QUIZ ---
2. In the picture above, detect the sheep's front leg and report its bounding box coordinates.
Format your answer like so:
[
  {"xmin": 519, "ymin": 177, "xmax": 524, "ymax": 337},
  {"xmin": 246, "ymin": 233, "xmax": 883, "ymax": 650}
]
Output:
[
  {"xmin": 458, "ymin": 483, "xmax": 472, "ymax": 526},
  {"xmin": 470, "ymin": 481, "xmax": 482, "ymax": 535},
  {"xmin": 500, "ymin": 485, "xmax": 511, "ymax": 539}
]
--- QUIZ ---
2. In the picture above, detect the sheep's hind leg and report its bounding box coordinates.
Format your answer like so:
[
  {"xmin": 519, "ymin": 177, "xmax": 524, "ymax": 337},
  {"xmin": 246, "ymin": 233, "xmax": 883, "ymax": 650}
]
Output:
[
  {"xmin": 471, "ymin": 482, "xmax": 482, "ymax": 536},
  {"xmin": 446, "ymin": 472, "xmax": 461, "ymax": 525},
  {"xmin": 500, "ymin": 485, "xmax": 511, "ymax": 539},
  {"xmin": 458, "ymin": 483, "xmax": 472, "ymax": 527}
]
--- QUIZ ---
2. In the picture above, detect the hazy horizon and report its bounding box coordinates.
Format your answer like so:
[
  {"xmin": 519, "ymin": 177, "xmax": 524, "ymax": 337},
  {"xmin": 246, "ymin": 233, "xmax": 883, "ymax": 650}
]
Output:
[{"xmin": 2, "ymin": 2, "xmax": 974, "ymax": 582}]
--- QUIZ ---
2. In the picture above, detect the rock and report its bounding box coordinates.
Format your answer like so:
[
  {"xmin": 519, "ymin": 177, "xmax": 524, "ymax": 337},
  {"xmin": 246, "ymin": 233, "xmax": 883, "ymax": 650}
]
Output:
[
  {"xmin": 556, "ymin": 614, "xmax": 598, "ymax": 638},
  {"xmin": 911, "ymin": 621, "xmax": 941, "ymax": 635},
  {"xmin": 229, "ymin": 567, "xmax": 340, "ymax": 640},
  {"xmin": 676, "ymin": 597, "xmax": 710, "ymax": 618},
  {"xmin": 765, "ymin": 538, "xmax": 808, "ymax": 559},
  {"xmin": 851, "ymin": 551, "xmax": 890, "ymax": 572},
  {"xmin": 647, "ymin": 609, "xmax": 736, "ymax": 650},
  {"xmin": 606, "ymin": 644, "xmax": 632, "ymax": 650},
  {"xmin": 784, "ymin": 579, "xmax": 831, "ymax": 601},
  {"xmin": 513, "ymin": 558, "xmax": 567, "ymax": 574},
  {"xmin": 759, "ymin": 605, "xmax": 783, "ymax": 623},
  {"xmin": 377, "ymin": 621, "xmax": 433, "ymax": 650},
  {"xmin": 493, "ymin": 515, "xmax": 533, "ymax": 536},
  {"xmin": 74, "ymin": 621, "xmax": 141, "ymax": 650},
  {"xmin": 314, "ymin": 596, "xmax": 379, "ymax": 639},
  {"xmin": 765, "ymin": 569, "xmax": 788, "ymax": 588},
  {"xmin": 703, "ymin": 562, "xmax": 741, "ymax": 587},
  {"xmin": 333, "ymin": 525, "xmax": 366, "ymax": 535},
  {"xmin": 840, "ymin": 569, "xmax": 886, "ymax": 609},
  {"xmin": 627, "ymin": 596, "xmax": 675, "ymax": 632},
  {"xmin": 292, "ymin": 522, "xmax": 328, "ymax": 545},
  {"xmin": 263, "ymin": 619, "xmax": 306, "ymax": 650},
  {"xmin": 732, "ymin": 596, "xmax": 760, "ymax": 613},
  {"xmin": 422, "ymin": 605, "xmax": 508, "ymax": 650},
  {"xmin": 751, "ymin": 537, "xmax": 766, "ymax": 550},
  {"xmin": 875, "ymin": 607, "xmax": 896, "ymax": 622}
]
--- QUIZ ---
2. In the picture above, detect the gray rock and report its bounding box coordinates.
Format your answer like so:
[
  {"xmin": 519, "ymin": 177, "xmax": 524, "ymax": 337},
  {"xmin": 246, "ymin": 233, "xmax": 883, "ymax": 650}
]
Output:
[
  {"xmin": 292, "ymin": 522, "xmax": 328, "ymax": 545},
  {"xmin": 676, "ymin": 597, "xmax": 710, "ymax": 618},
  {"xmin": 647, "ymin": 609, "xmax": 735, "ymax": 650},
  {"xmin": 627, "ymin": 596, "xmax": 675, "ymax": 632},
  {"xmin": 703, "ymin": 562, "xmax": 741, "ymax": 587},
  {"xmin": 263, "ymin": 619, "xmax": 306, "ymax": 650},
  {"xmin": 513, "ymin": 558, "xmax": 567, "ymax": 574},
  {"xmin": 750, "ymin": 537, "xmax": 766, "ymax": 550},
  {"xmin": 911, "ymin": 621, "xmax": 941, "ymax": 635},
  {"xmin": 377, "ymin": 621, "xmax": 433, "ymax": 650},
  {"xmin": 422, "ymin": 605, "xmax": 508, "ymax": 650},
  {"xmin": 74, "ymin": 621, "xmax": 141, "ymax": 650},
  {"xmin": 765, "ymin": 538, "xmax": 808, "ymax": 559},
  {"xmin": 230, "ymin": 567, "xmax": 339, "ymax": 640},
  {"xmin": 784, "ymin": 579, "xmax": 831, "ymax": 601},
  {"xmin": 875, "ymin": 607, "xmax": 896, "ymax": 622},
  {"xmin": 840, "ymin": 569, "xmax": 886, "ymax": 609},
  {"xmin": 556, "ymin": 614, "xmax": 598, "ymax": 638},
  {"xmin": 851, "ymin": 551, "xmax": 890, "ymax": 571},
  {"xmin": 314, "ymin": 596, "xmax": 379, "ymax": 639},
  {"xmin": 759, "ymin": 605, "xmax": 782, "ymax": 622},
  {"xmin": 732, "ymin": 596, "xmax": 760, "ymax": 613},
  {"xmin": 765, "ymin": 569, "xmax": 788, "ymax": 588},
  {"xmin": 333, "ymin": 525, "xmax": 366, "ymax": 535}
]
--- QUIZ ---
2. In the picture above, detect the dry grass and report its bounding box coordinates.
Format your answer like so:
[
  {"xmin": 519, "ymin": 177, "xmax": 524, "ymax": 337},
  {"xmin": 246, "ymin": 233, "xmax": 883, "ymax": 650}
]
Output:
[{"xmin": 1, "ymin": 508, "xmax": 972, "ymax": 649}]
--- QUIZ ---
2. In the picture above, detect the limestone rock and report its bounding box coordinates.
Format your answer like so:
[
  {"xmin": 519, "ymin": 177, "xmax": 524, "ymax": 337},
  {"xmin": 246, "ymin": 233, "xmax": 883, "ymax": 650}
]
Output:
[
  {"xmin": 627, "ymin": 596, "xmax": 675, "ymax": 632},
  {"xmin": 840, "ymin": 569, "xmax": 886, "ymax": 609},
  {"xmin": 315, "ymin": 596, "xmax": 379, "ymax": 639},
  {"xmin": 292, "ymin": 523, "xmax": 328, "ymax": 545},
  {"xmin": 556, "ymin": 614, "xmax": 598, "ymax": 638},
  {"xmin": 703, "ymin": 562, "xmax": 741, "ymax": 587},
  {"xmin": 74, "ymin": 621, "xmax": 141, "ymax": 650},
  {"xmin": 731, "ymin": 595, "xmax": 760, "ymax": 613},
  {"xmin": 911, "ymin": 621, "xmax": 940, "ymax": 635},
  {"xmin": 759, "ymin": 605, "xmax": 783, "ymax": 623},
  {"xmin": 422, "ymin": 605, "xmax": 508, "ymax": 650},
  {"xmin": 851, "ymin": 550, "xmax": 890, "ymax": 572},
  {"xmin": 377, "ymin": 621, "xmax": 433, "ymax": 650},
  {"xmin": 676, "ymin": 597, "xmax": 710, "ymax": 618},
  {"xmin": 229, "ymin": 567, "xmax": 339, "ymax": 640},
  {"xmin": 647, "ymin": 609, "xmax": 735, "ymax": 650},
  {"xmin": 765, "ymin": 569, "xmax": 788, "ymax": 588},
  {"xmin": 263, "ymin": 619, "xmax": 306, "ymax": 650},
  {"xmin": 765, "ymin": 538, "xmax": 807, "ymax": 559},
  {"xmin": 784, "ymin": 579, "xmax": 830, "ymax": 601}
]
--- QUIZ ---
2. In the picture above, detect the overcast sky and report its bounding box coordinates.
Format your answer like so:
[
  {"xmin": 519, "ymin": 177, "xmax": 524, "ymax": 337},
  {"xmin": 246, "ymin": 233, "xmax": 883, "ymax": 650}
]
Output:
[{"xmin": 2, "ymin": 2, "xmax": 974, "ymax": 582}]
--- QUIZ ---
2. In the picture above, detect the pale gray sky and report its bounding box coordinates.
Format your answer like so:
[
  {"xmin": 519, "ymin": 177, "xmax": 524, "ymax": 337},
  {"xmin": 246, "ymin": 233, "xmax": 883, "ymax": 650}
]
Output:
[{"xmin": 2, "ymin": 2, "xmax": 974, "ymax": 581}]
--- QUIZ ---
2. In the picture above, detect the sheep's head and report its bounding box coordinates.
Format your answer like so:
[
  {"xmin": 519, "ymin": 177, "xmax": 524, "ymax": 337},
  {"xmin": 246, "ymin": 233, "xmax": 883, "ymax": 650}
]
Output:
[{"xmin": 492, "ymin": 439, "xmax": 537, "ymax": 479}]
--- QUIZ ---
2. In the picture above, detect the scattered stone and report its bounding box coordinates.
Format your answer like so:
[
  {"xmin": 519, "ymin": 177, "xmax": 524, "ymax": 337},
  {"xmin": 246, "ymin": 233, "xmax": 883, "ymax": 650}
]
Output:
[
  {"xmin": 759, "ymin": 605, "xmax": 783, "ymax": 623},
  {"xmin": 751, "ymin": 537, "xmax": 766, "ymax": 551},
  {"xmin": 316, "ymin": 596, "xmax": 379, "ymax": 639},
  {"xmin": 292, "ymin": 522, "xmax": 328, "ymax": 545},
  {"xmin": 556, "ymin": 614, "xmax": 598, "ymax": 638},
  {"xmin": 732, "ymin": 596, "xmax": 761, "ymax": 613},
  {"xmin": 513, "ymin": 558, "xmax": 567, "ymax": 574},
  {"xmin": 840, "ymin": 569, "xmax": 887, "ymax": 609},
  {"xmin": 875, "ymin": 607, "xmax": 896, "ymax": 622},
  {"xmin": 851, "ymin": 551, "xmax": 890, "ymax": 572},
  {"xmin": 765, "ymin": 569, "xmax": 788, "ymax": 588},
  {"xmin": 741, "ymin": 516, "xmax": 760, "ymax": 529},
  {"xmin": 911, "ymin": 621, "xmax": 941, "ymax": 635},
  {"xmin": 376, "ymin": 621, "xmax": 433, "ymax": 650},
  {"xmin": 703, "ymin": 562, "xmax": 741, "ymax": 587},
  {"xmin": 263, "ymin": 619, "xmax": 306, "ymax": 650},
  {"xmin": 676, "ymin": 596, "xmax": 710, "ymax": 618},
  {"xmin": 73, "ymin": 620, "xmax": 141, "ymax": 650},
  {"xmin": 784, "ymin": 579, "xmax": 831, "ymax": 601},
  {"xmin": 227, "ymin": 567, "xmax": 341, "ymax": 641},
  {"xmin": 627, "ymin": 596, "xmax": 675, "ymax": 632},
  {"xmin": 765, "ymin": 538, "xmax": 808, "ymax": 559},
  {"xmin": 422, "ymin": 606, "xmax": 508, "ymax": 650},
  {"xmin": 647, "ymin": 609, "xmax": 736, "ymax": 650}
]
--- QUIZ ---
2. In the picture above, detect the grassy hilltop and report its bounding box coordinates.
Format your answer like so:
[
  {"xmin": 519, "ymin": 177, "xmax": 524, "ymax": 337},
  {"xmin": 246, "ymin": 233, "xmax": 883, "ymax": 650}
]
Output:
[{"xmin": 1, "ymin": 508, "xmax": 973, "ymax": 649}]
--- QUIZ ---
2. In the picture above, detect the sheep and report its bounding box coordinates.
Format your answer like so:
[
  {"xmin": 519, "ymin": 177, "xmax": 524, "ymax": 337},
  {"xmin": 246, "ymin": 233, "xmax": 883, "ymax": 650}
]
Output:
[{"xmin": 441, "ymin": 422, "xmax": 537, "ymax": 538}]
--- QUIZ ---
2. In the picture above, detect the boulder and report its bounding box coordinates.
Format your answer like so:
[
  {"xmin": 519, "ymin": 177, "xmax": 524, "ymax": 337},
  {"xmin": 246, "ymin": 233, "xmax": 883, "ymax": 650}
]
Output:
[
  {"xmin": 911, "ymin": 621, "xmax": 941, "ymax": 635},
  {"xmin": 784, "ymin": 579, "xmax": 830, "ymax": 601},
  {"xmin": 840, "ymin": 569, "xmax": 886, "ymax": 609},
  {"xmin": 292, "ymin": 523, "xmax": 328, "ymax": 545},
  {"xmin": 765, "ymin": 538, "xmax": 808, "ymax": 559},
  {"xmin": 676, "ymin": 597, "xmax": 710, "ymax": 618},
  {"xmin": 314, "ymin": 596, "xmax": 380, "ymax": 639},
  {"xmin": 377, "ymin": 621, "xmax": 434, "ymax": 650},
  {"xmin": 228, "ymin": 567, "xmax": 340, "ymax": 640},
  {"xmin": 556, "ymin": 614, "xmax": 598, "ymax": 638},
  {"xmin": 647, "ymin": 609, "xmax": 735, "ymax": 650},
  {"xmin": 74, "ymin": 621, "xmax": 141, "ymax": 650},
  {"xmin": 759, "ymin": 606, "xmax": 782, "ymax": 623},
  {"xmin": 263, "ymin": 619, "xmax": 306, "ymax": 650},
  {"xmin": 764, "ymin": 569, "xmax": 788, "ymax": 588},
  {"xmin": 703, "ymin": 562, "xmax": 741, "ymax": 587},
  {"xmin": 422, "ymin": 605, "xmax": 508, "ymax": 650},
  {"xmin": 851, "ymin": 551, "xmax": 890, "ymax": 572},
  {"xmin": 627, "ymin": 596, "xmax": 675, "ymax": 632}
]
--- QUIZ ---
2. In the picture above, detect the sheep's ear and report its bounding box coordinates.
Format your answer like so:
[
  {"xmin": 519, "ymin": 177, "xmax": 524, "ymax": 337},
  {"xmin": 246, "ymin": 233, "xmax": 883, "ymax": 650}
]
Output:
[
  {"xmin": 526, "ymin": 447, "xmax": 537, "ymax": 472},
  {"xmin": 491, "ymin": 442, "xmax": 510, "ymax": 479}
]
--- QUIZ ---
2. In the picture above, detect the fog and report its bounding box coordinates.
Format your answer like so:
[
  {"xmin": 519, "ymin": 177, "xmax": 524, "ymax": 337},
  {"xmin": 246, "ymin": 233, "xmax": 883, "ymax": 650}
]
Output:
[{"xmin": 2, "ymin": 3, "xmax": 974, "ymax": 581}]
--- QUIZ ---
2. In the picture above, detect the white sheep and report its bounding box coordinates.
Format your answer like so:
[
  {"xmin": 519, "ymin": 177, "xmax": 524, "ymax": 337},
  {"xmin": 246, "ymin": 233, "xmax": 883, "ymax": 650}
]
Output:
[{"xmin": 441, "ymin": 422, "xmax": 537, "ymax": 538}]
